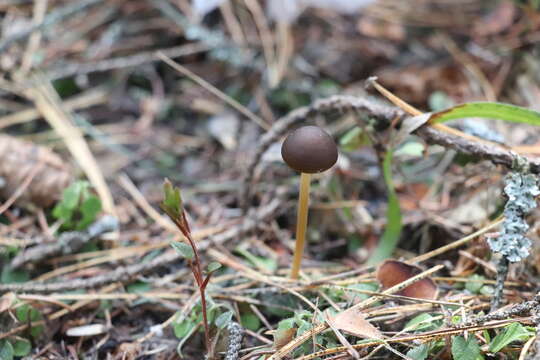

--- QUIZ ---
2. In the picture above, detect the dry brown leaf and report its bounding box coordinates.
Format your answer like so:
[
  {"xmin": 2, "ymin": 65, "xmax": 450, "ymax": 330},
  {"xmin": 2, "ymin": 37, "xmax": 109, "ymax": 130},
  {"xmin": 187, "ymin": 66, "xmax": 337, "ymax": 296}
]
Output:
[
  {"xmin": 0, "ymin": 134, "xmax": 72, "ymax": 207},
  {"xmin": 115, "ymin": 342, "xmax": 141, "ymax": 360},
  {"xmin": 328, "ymin": 308, "xmax": 383, "ymax": 339},
  {"xmin": 377, "ymin": 260, "xmax": 439, "ymax": 300},
  {"xmin": 273, "ymin": 328, "xmax": 297, "ymax": 349}
]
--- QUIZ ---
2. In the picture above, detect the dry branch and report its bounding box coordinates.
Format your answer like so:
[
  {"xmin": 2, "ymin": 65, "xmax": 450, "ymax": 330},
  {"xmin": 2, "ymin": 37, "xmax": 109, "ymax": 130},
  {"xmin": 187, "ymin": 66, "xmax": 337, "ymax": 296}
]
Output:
[{"xmin": 241, "ymin": 95, "xmax": 540, "ymax": 210}]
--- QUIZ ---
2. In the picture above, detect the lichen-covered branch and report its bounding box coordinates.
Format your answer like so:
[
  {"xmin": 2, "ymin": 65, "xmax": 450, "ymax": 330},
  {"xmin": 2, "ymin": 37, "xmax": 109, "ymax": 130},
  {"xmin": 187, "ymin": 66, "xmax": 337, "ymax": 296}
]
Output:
[{"xmin": 10, "ymin": 215, "xmax": 118, "ymax": 269}]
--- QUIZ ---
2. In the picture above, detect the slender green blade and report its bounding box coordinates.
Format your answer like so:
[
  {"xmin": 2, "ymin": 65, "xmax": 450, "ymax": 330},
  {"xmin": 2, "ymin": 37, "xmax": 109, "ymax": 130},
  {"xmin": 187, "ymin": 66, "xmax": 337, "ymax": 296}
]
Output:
[
  {"xmin": 429, "ymin": 102, "xmax": 540, "ymax": 126},
  {"xmin": 368, "ymin": 150, "xmax": 402, "ymax": 265}
]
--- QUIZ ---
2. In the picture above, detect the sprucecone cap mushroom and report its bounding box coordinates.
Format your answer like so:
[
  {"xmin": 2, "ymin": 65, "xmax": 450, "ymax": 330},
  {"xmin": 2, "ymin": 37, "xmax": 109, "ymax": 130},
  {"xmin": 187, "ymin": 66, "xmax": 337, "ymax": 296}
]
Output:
[{"xmin": 281, "ymin": 126, "xmax": 338, "ymax": 173}]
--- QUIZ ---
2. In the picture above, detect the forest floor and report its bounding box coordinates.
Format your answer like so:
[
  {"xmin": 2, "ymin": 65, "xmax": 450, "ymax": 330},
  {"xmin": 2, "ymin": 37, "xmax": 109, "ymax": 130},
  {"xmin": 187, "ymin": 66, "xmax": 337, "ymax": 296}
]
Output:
[{"xmin": 2, "ymin": 1, "xmax": 540, "ymax": 359}]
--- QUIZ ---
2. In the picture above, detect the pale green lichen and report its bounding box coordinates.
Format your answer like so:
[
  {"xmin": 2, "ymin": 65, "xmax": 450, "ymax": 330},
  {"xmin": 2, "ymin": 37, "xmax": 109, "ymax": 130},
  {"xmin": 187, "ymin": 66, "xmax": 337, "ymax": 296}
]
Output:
[{"xmin": 488, "ymin": 172, "xmax": 540, "ymax": 262}]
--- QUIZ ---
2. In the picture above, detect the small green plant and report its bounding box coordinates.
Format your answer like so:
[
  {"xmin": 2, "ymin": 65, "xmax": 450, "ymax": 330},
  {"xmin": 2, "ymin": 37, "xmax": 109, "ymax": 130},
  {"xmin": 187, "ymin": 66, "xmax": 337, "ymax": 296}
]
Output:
[
  {"xmin": 451, "ymin": 335, "xmax": 482, "ymax": 360},
  {"xmin": 161, "ymin": 179, "xmax": 222, "ymax": 356},
  {"xmin": 273, "ymin": 310, "xmax": 340, "ymax": 357},
  {"xmin": 52, "ymin": 181, "xmax": 102, "ymax": 231},
  {"xmin": 173, "ymin": 297, "xmax": 234, "ymax": 356},
  {"xmin": 0, "ymin": 301, "xmax": 44, "ymax": 359},
  {"xmin": 0, "ymin": 337, "xmax": 31, "ymax": 360}
]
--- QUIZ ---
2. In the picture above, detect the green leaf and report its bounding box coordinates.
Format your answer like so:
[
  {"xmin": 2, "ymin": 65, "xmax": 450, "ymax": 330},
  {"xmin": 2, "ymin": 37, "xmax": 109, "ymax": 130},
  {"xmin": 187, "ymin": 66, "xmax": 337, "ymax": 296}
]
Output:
[
  {"xmin": 0, "ymin": 340, "xmax": 14, "ymax": 360},
  {"xmin": 51, "ymin": 204, "xmax": 72, "ymax": 224},
  {"xmin": 65, "ymin": 181, "xmax": 88, "ymax": 209},
  {"xmin": 405, "ymin": 313, "xmax": 440, "ymax": 332},
  {"xmin": 52, "ymin": 181, "xmax": 101, "ymax": 231},
  {"xmin": 174, "ymin": 319, "xmax": 196, "ymax": 339},
  {"xmin": 395, "ymin": 142, "xmax": 425, "ymax": 158},
  {"xmin": 52, "ymin": 181, "xmax": 86, "ymax": 220},
  {"xmin": 235, "ymin": 247, "xmax": 277, "ymax": 273},
  {"xmin": 162, "ymin": 179, "xmax": 183, "ymax": 219},
  {"xmin": 278, "ymin": 318, "xmax": 296, "ymax": 330},
  {"xmin": 11, "ymin": 338, "xmax": 31, "ymax": 357},
  {"xmin": 1, "ymin": 265, "xmax": 29, "ymax": 284},
  {"xmin": 126, "ymin": 281, "xmax": 150, "ymax": 293},
  {"xmin": 489, "ymin": 322, "xmax": 533, "ymax": 353},
  {"xmin": 170, "ymin": 241, "xmax": 194, "ymax": 260},
  {"xmin": 368, "ymin": 150, "xmax": 402, "ymax": 265},
  {"xmin": 345, "ymin": 283, "xmax": 379, "ymax": 302},
  {"xmin": 465, "ymin": 274, "xmax": 485, "ymax": 294},
  {"xmin": 77, "ymin": 195, "xmax": 102, "ymax": 230},
  {"xmin": 15, "ymin": 304, "xmax": 43, "ymax": 337},
  {"xmin": 451, "ymin": 336, "xmax": 482, "ymax": 360},
  {"xmin": 407, "ymin": 343, "xmax": 430, "ymax": 360},
  {"xmin": 339, "ymin": 127, "xmax": 371, "ymax": 151},
  {"xmin": 296, "ymin": 319, "xmax": 313, "ymax": 336},
  {"xmin": 429, "ymin": 102, "xmax": 540, "ymax": 126},
  {"xmin": 215, "ymin": 311, "xmax": 233, "ymax": 329},
  {"xmin": 15, "ymin": 304, "xmax": 41, "ymax": 323},
  {"xmin": 241, "ymin": 312, "xmax": 260, "ymax": 331},
  {"xmin": 206, "ymin": 262, "xmax": 222, "ymax": 273}
]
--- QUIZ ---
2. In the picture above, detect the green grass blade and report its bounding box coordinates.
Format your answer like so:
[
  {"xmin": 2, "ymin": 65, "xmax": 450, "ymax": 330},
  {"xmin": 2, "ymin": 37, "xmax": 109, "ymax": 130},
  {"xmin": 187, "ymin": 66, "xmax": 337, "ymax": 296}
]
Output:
[
  {"xmin": 429, "ymin": 102, "xmax": 540, "ymax": 125},
  {"xmin": 368, "ymin": 150, "xmax": 402, "ymax": 265}
]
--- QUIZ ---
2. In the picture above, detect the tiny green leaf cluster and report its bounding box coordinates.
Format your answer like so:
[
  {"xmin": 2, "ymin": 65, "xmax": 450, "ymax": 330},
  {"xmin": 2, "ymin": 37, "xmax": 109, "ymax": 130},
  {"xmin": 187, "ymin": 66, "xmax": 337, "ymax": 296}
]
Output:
[
  {"xmin": 276, "ymin": 310, "xmax": 339, "ymax": 356},
  {"xmin": 0, "ymin": 338, "xmax": 31, "ymax": 360},
  {"xmin": 0, "ymin": 303, "xmax": 44, "ymax": 359},
  {"xmin": 162, "ymin": 179, "xmax": 183, "ymax": 219},
  {"xmin": 173, "ymin": 297, "xmax": 233, "ymax": 345},
  {"xmin": 52, "ymin": 181, "xmax": 102, "ymax": 231}
]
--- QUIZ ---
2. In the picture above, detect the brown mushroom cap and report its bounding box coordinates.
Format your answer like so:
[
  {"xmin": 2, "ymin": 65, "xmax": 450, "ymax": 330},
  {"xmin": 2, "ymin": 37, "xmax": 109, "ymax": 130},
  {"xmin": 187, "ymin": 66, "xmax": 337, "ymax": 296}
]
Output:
[{"xmin": 281, "ymin": 126, "xmax": 338, "ymax": 174}]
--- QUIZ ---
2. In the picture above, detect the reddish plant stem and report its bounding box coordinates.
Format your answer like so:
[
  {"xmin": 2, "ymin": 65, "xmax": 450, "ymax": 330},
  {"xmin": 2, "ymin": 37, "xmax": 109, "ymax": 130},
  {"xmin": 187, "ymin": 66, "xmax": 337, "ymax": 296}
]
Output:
[{"xmin": 169, "ymin": 214, "xmax": 212, "ymax": 354}]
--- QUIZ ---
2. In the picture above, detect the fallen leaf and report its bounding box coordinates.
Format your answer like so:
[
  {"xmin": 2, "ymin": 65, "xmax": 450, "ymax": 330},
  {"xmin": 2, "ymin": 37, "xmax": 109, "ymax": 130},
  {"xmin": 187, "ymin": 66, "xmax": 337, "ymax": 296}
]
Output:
[
  {"xmin": 328, "ymin": 308, "xmax": 383, "ymax": 339},
  {"xmin": 272, "ymin": 328, "xmax": 297, "ymax": 349},
  {"xmin": 377, "ymin": 260, "xmax": 438, "ymax": 300}
]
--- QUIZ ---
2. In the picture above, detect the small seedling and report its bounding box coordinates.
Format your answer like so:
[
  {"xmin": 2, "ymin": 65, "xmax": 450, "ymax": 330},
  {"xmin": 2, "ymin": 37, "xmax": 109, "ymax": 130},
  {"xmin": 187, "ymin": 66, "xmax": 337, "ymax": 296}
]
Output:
[
  {"xmin": 281, "ymin": 126, "xmax": 338, "ymax": 279},
  {"xmin": 161, "ymin": 179, "xmax": 222, "ymax": 356},
  {"xmin": 52, "ymin": 180, "xmax": 101, "ymax": 231}
]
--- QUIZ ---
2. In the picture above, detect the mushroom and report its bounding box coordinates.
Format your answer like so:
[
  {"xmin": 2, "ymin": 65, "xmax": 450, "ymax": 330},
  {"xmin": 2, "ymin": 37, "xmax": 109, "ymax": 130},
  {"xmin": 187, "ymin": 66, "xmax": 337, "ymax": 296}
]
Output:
[{"xmin": 281, "ymin": 125, "xmax": 338, "ymax": 279}]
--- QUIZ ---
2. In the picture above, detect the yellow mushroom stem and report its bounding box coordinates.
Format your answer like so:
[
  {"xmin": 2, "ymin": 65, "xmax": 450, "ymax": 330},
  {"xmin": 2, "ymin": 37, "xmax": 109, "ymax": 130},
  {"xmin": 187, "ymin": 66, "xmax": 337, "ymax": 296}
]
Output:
[{"xmin": 290, "ymin": 172, "xmax": 311, "ymax": 279}]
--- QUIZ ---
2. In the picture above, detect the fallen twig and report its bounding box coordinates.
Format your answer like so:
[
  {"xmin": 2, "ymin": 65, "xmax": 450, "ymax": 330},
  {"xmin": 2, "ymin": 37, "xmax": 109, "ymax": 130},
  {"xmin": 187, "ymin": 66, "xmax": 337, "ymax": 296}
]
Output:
[
  {"xmin": 0, "ymin": 0, "xmax": 103, "ymax": 53},
  {"xmin": 0, "ymin": 197, "xmax": 282, "ymax": 294},
  {"xmin": 9, "ymin": 215, "xmax": 119, "ymax": 269}
]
